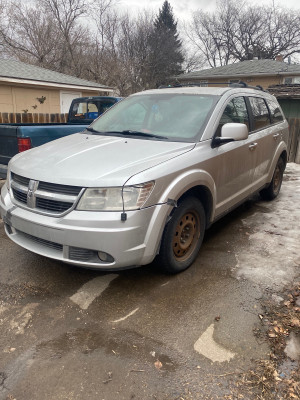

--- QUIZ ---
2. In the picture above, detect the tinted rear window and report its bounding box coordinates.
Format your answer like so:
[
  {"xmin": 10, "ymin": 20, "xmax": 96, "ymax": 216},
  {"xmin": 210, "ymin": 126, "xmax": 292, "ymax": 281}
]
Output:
[
  {"xmin": 266, "ymin": 100, "xmax": 284, "ymax": 124},
  {"xmin": 249, "ymin": 97, "xmax": 271, "ymax": 131}
]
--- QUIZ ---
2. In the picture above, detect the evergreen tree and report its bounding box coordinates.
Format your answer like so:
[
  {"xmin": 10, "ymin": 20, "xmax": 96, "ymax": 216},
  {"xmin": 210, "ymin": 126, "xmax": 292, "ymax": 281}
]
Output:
[{"xmin": 150, "ymin": 1, "xmax": 184, "ymax": 87}]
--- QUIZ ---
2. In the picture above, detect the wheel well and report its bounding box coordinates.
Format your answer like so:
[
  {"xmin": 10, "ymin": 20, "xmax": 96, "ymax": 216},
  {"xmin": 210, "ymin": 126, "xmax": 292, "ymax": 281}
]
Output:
[
  {"xmin": 177, "ymin": 186, "xmax": 213, "ymax": 229},
  {"xmin": 280, "ymin": 151, "xmax": 287, "ymax": 167}
]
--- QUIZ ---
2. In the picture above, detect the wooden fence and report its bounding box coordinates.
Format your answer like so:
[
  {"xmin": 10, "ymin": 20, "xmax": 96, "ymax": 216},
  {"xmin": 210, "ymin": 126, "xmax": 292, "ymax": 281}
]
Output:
[
  {"xmin": 0, "ymin": 112, "xmax": 69, "ymax": 124},
  {"xmin": 286, "ymin": 118, "xmax": 300, "ymax": 164}
]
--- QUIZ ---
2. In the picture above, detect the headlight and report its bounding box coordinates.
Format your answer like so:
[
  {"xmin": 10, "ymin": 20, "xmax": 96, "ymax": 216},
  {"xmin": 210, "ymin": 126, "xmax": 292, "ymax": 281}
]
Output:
[{"xmin": 76, "ymin": 181, "xmax": 154, "ymax": 211}]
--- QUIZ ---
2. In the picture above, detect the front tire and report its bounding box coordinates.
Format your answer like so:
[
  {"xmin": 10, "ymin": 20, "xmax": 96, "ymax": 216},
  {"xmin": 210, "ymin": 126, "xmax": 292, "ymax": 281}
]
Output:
[
  {"xmin": 157, "ymin": 197, "xmax": 206, "ymax": 274},
  {"xmin": 260, "ymin": 157, "xmax": 285, "ymax": 201}
]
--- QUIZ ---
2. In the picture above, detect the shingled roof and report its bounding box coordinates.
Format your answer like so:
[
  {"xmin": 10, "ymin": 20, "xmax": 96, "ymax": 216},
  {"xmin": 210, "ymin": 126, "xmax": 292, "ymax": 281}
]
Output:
[
  {"xmin": 176, "ymin": 59, "xmax": 300, "ymax": 80},
  {"xmin": 0, "ymin": 58, "xmax": 111, "ymax": 90}
]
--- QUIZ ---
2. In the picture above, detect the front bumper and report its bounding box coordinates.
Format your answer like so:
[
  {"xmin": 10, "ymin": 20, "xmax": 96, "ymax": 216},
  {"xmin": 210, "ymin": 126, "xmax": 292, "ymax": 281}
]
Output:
[{"xmin": 0, "ymin": 183, "xmax": 169, "ymax": 269}]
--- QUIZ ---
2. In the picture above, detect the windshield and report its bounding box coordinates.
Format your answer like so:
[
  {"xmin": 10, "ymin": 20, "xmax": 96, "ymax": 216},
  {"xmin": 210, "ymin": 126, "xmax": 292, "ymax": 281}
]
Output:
[{"xmin": 90, "ymin": 93, "xmax": 217, "ymax": 142}]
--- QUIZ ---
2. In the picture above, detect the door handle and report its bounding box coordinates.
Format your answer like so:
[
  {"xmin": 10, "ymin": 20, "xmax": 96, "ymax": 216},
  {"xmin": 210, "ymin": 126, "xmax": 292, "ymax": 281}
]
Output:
[
  {"xmin": 249, "ymin": 142, "xmax": 258, "ymax": 150},
  {"xmin": 273, "ymin": 133, "xmax": 280, "ymax": 140}
]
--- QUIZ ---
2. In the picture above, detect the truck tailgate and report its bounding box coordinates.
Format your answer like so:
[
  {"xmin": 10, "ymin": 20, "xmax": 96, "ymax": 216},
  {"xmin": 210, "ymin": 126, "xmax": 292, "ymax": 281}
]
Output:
[{"xmin": 0, "ymin": 125, "xmax": 18, "ymax": 171}]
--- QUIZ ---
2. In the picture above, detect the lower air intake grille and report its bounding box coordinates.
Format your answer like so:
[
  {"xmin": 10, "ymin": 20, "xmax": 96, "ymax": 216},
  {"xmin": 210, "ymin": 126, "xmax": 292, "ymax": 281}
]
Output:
[{"xmin": 17, "ymin": 230, "xmax": 63, "ymax": 252}]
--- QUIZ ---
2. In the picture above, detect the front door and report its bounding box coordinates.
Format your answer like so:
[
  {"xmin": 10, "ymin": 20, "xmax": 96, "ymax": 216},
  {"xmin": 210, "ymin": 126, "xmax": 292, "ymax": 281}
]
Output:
[{"xmin": 211, "ymin": 96, "xmax": 256, "ymax": 217}]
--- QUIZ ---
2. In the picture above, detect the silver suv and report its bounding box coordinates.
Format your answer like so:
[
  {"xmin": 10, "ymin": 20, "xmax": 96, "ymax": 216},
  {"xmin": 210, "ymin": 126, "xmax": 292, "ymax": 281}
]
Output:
[{"xmin": 0, "ymin": 86, "xmax": 288, "ymax": 273}]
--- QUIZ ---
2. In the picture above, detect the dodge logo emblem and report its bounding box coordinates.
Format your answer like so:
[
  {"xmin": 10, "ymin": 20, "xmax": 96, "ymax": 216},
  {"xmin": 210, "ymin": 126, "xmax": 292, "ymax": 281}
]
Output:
[{"xmin": 27, "ymin": 180, "xmax": 38, "ymax": 208}]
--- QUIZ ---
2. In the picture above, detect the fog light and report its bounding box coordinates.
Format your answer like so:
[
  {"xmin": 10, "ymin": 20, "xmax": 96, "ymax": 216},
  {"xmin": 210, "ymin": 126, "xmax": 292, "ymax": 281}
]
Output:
[{"xmin": 98, "ymin": 251, "xmax": 114, "ymax": 263}]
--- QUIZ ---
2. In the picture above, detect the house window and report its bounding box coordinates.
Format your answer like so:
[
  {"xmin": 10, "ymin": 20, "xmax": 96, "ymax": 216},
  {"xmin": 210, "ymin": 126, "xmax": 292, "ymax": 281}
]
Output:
[
  {"xmin": 284, "ymin": 77, "xmax": 300, "ymax": 84},
  {"xmin": 228, "ymin": 79, "xmax": 240, "ymax": 85}
]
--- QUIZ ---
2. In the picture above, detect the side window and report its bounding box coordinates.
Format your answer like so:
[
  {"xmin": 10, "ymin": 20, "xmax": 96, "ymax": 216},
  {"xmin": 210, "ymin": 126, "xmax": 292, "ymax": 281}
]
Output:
[
  {"xmin": 249, "ymin": 97, "xmax": 271, "ymax": 131},
  {"xmin": 266, "ymin": 100, "xmax": 284, "ymax": 124},
  {"xmin": 216, "ymin": 97, "xmax": 249, "ymax": 137}
]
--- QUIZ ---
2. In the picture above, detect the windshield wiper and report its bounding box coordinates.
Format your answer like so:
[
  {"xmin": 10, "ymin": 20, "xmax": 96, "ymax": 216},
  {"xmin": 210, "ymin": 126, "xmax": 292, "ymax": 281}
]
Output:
[
  {"xmin": 105, "ymin": 130, "xmax": 167, "ymax": 140},
  {"xmin": 85, "ymin": 127, "xmax": 103, "ymax": 134}
]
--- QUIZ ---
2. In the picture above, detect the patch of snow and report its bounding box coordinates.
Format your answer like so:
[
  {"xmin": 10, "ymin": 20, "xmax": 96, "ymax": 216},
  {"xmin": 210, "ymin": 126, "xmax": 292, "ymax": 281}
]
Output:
[
  {"xmin": 233, "ymin": 163, "xmax": 300, "ymax": 290},
  {"xmin": 284, "ymin": 333, "xmax": 300, "ymax": 360}
]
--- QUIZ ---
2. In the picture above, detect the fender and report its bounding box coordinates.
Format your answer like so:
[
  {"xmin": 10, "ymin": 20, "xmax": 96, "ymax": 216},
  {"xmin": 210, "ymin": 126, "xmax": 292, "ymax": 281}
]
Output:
[
  {"xmin": 142, "ymin": 169, "xmax": 216, "ymax": 262},
  {"xmin": 266, "ymin": 141, "xmax": 287, "ymax": 183}
]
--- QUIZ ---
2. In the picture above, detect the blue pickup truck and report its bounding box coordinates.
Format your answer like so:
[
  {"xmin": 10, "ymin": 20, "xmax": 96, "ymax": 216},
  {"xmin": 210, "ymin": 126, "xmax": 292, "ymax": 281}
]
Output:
[{"xmin": 0, "ymin": 96, "xmax": 121, "ymax": 179}]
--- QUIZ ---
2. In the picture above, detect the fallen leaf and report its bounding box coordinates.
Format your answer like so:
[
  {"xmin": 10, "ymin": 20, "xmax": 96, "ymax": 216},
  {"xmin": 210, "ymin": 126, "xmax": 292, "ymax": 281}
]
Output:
[
  {"xmin": 290, "ymin": 318, "xmax": 300, "ymax": 327},
  {"xmin": 154, "ymin": 360, "xmax": 163, "ymax": 370}
]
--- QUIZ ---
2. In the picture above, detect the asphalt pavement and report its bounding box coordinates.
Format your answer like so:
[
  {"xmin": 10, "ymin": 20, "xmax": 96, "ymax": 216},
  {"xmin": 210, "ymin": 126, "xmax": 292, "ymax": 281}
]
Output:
[{"xmin": 0, "ymin": 164, "xmax": 299, "ymax": 400}]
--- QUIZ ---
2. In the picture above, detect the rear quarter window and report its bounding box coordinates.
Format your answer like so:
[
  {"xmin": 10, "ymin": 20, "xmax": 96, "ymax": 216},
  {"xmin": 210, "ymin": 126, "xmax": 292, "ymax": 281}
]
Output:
[
  {"xmin": 249, "ymin": 97, "xmax": 271, "ymax": 131},
  {"xmin": 266, "ymin": 99, "xmax": 284, "ymax": 124}
]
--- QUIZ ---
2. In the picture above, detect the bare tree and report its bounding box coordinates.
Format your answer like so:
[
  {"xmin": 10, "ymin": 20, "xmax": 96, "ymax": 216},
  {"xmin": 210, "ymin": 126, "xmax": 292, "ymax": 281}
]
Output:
[
  {"xmin": 85, "ymin": 4, "xmax": 156, "ymax": 95},
  {"xmin": 0, "ymin": 0, "xmax": 90, "ymax": 76},
  {"xmin": 0, "ymin": 1, "xmax": 58, "ymax": 65},
  {"xmin": 39, "ymin": 0, "xmax": 88, "ymax": 75},
  {"xmin": 187, "ymin": 0, "xmax": 300, "ymax": 67},
  {"xmin": 0, "ymin": 0, "xmax": 184, "ymax": 94}
]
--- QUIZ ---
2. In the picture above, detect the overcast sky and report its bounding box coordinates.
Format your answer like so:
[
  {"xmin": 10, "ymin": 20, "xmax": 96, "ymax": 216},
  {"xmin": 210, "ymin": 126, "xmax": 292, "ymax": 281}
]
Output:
[{"xmin": 118, "ymin": 0, "xmax": 300, "ymax": 21}]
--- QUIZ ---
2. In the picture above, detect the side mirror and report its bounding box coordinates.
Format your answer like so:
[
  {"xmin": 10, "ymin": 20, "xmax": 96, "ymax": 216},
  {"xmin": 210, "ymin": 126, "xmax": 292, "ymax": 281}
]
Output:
[
  {"xmin": 221, "ymin": 123, "xmax": 248, "ymax": 141},
  {"xmin": 213, "ymin": 123, "xmax": 248, "ymax": 146}
]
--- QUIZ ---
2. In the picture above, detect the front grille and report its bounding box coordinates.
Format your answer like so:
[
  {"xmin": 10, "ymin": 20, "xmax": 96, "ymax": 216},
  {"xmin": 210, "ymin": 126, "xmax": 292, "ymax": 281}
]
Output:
[
  {"xmin": 12, "ymin": 188, "xmax": 27, "ymax": 204},
  {"xmin": 10, "ymin": 173, "xmax": 83, "ymax": 216},
  {"xmin": 36, "ymin": 198, "xmax": 73, "ymax": 213},
  {"xmin": 17, "ymin": 230, "xmax": 63, "ymax": 252},
  {"xmin": 69, "ymin": 247, "xmax": 99, "ymax": 262},
  {"xmin": 38, "ymin": 181, "xmax": 82, "ymax": 196},
  {"xmin": 11, "ymin": 173, "xmax": 30, "ymax": 187}
]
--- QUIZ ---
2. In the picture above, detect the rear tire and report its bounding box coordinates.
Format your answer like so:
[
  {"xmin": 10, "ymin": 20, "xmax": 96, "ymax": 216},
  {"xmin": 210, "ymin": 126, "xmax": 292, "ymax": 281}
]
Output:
[
  {"xmin": 260, "ymin": 157, "xmax": 285, "ymax": 201},
  {"xmin": 157, "ymin": 197, "xmax": 206, "ymax": 274}
]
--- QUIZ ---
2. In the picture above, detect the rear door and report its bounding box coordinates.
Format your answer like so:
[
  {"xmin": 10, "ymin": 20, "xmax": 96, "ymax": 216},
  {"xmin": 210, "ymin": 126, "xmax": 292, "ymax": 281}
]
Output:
[{"xmin": 246, "ymin": 96, "xmax": 278, "ymax": 191}]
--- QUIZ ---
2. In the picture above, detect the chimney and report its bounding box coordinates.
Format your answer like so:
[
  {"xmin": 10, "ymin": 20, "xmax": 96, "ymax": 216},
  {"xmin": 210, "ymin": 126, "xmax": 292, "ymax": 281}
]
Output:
[{"xmin": 275, "ymin": 54, "xmax": 283, "ymax": 62}]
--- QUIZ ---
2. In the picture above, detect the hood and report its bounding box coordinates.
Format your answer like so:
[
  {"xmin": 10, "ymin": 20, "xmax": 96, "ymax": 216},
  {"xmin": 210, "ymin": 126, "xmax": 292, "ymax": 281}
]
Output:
[{"xmin": 10, "ymin": 133, "xmax": 194, "ymax": 186}]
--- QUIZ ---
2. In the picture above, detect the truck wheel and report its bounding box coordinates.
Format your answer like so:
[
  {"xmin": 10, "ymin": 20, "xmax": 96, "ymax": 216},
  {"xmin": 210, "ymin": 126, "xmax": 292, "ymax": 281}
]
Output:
[
  {"xmin": 158, "ymin": 197, "xmax": 206, "ymax": 274},
  {"xmin": 260, "ymin": 157, "xmax": 285, "ymax": 201}
]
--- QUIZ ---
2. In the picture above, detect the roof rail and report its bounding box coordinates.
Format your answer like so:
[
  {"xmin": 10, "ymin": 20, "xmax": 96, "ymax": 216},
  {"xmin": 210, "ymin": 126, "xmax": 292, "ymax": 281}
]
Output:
[{"xmin": 159, "ymin": 81, "xmax": 265, "ymax": 91}]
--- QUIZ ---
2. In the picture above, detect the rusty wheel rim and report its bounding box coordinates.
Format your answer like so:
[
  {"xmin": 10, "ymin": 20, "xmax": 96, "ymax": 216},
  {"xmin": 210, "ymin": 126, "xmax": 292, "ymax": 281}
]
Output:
[{"xmin": 172, "ymin": 211, "xmax": 200, "ymax": 262}]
